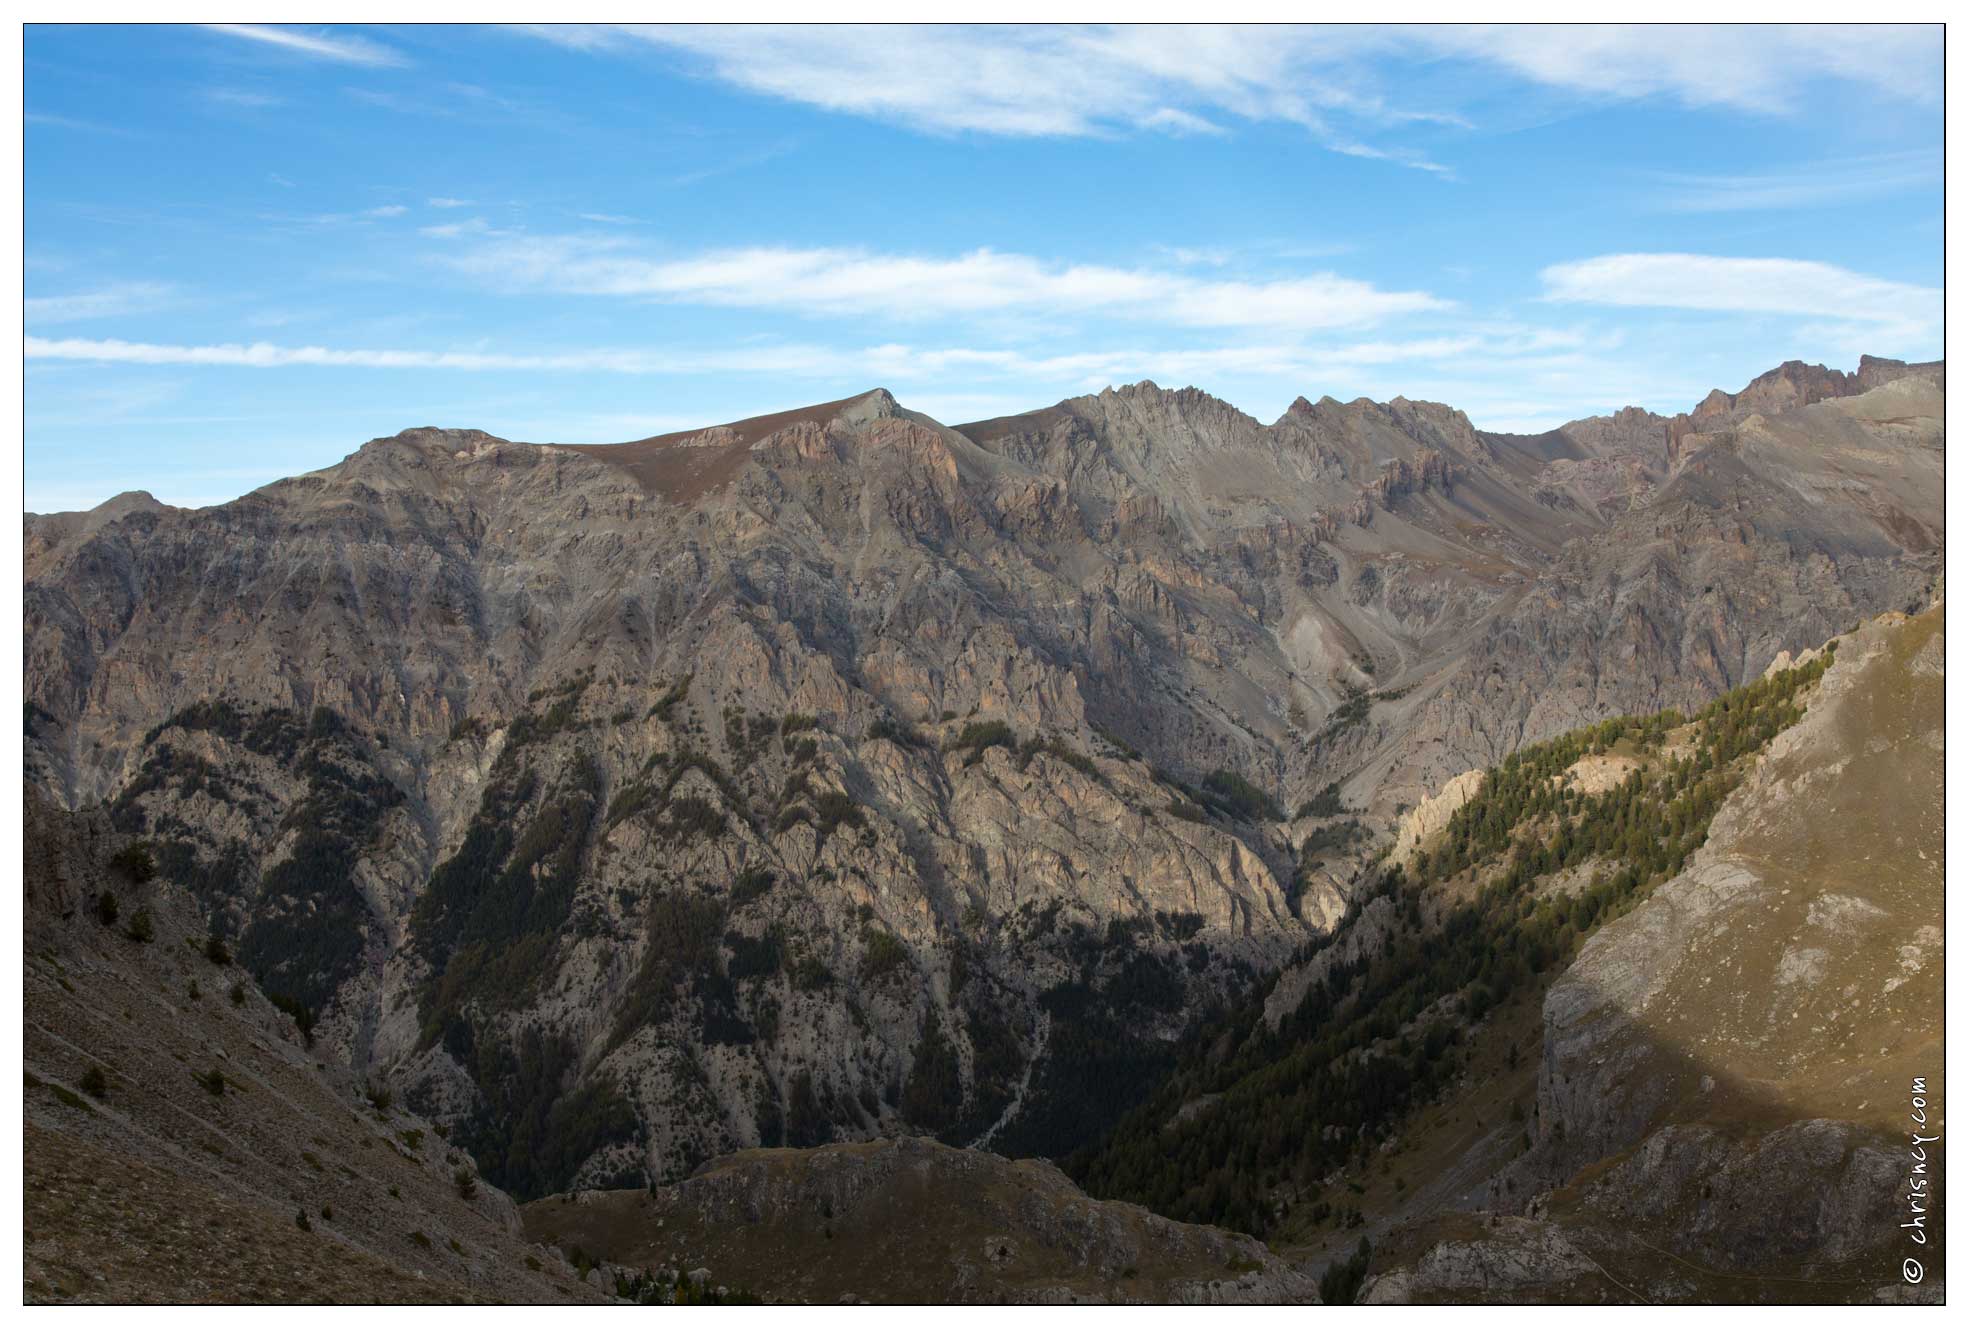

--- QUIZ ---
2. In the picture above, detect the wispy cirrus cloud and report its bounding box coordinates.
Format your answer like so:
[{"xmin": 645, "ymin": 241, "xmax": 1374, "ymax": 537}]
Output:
[
  {"xmin": 255, "ymin": 203, "xmax": 415, "ymax": 229},
  {"xmin": 420, "ymin": 217, "xmax": 503, "ymax": 239},
  {"xmin": 517, "ymin": 23, "xmax": 1940, "ymax": 173},
  {"xmin": 520, "ymin": 24, "xmax": 1459, "ymax": 173},
  {"xmin": 26, "ymin": 110, "xmax": 136, "ymax": 135},
  {"xmin": 669, "ymin": 138, "xmax": 802, "ymax": 187},
  {"xmin": 1640, "ymin": 150, "xmax": 1941, "ymax": 213},
  {"xmin": 25, "ymin": 335, "xmax": 915, "ymax": 378},
  {"xmin": 22, "ymin": 326, "xmax": 1582, "ymax": 389},
  {"xmin": 206, "ymin": 23, "xmax": 406, "ymax": 69},
  {"xmin": 1421, "ymin": 23, "xmax": 1940, "ymax": 114},
  {"xmin": 429, "ymin": 235, "xmax": 1450, "ymax": 333},
  {"xmin": 25, "ymin": 281, "xmax": 177, "ymax": 325},
  {"xmin": 201, "ymin": 86, "xmax": 284, "ymax": 110}
]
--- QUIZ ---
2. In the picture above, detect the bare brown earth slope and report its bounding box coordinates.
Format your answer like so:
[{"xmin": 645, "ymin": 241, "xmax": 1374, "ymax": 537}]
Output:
[{"xmin": 21, "ymin": 357, "xmax": 1942, "ymax": 1205}]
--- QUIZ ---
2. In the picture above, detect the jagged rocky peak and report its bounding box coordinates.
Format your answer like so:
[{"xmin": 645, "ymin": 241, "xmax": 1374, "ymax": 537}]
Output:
[
  {"xmin": 1096, "ymin": 378, "xmax": 1210, "ymax": 408},
  {"xmin": 1268, "ymin": 388, "xmax": 1479, "ymax": 481},
  {"xmin": 1532, "ymin": 353, "xmax": 1943, "ymax": 481},
  {"xmin": 1856, "ymin": 352, "xmax": 1940, "ymax": 388},
  {"xmin": 1274, "ymin": 388, "xmax": 1471, "ymax": 437},
  {"xmin": 953, "ymin": 381, "xmax": 1271, "ymax": 485},
  {"xmin": 1081, "ymin": 379, "xmax": 1266, "ymax": 438},
  {"xmin": 1691, "ymin": 359, "xmax": 1857, "ymax": 422},
  {"xmin": 1679, "ymin": 353, "xmax": 1939, "ymax": 430}
]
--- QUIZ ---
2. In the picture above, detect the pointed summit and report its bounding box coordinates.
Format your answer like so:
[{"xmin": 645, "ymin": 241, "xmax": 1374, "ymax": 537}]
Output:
[
  {"xmin": 835, "ymin": 387, "xmax": 902, "ymax": 428},
  {"xmin": 94, "ymin": 490, "xmax": 165, "ymax": 515}
]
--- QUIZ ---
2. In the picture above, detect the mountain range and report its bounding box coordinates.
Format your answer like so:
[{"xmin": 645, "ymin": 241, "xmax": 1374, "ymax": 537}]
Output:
[{"xmin": 23, "ymin": 353, "xmax": 1944, "ymax": 1302}]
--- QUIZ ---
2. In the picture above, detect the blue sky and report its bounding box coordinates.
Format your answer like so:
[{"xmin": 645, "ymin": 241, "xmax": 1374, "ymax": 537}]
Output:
[{"xmin": 25, "ymin": 23, "xmax": 1943, "ymax": 511}]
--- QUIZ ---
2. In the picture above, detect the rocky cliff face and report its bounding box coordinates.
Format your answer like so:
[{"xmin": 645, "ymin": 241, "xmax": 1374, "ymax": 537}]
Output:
[
  {"xmin": 21, "ymin": 357, "xmax": 1943, "ymax": 1201},
  {"xmin": 1364, "ymin": 601, "xmax": 1945, "ymax": 1303}
]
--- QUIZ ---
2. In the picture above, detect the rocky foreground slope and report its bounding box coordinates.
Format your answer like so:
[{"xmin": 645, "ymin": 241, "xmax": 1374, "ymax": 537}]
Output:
[
  {"xmin": 22, "ymin": 792, "xmax": 601, "ymax": 1303},
  {"xmin": 525, "ymin": 1137, "xmax": 1317, "ymax": 1304},
  {"xmin": 21, "ymin": 356, "xmax": 1943, "ymax": 1203}
]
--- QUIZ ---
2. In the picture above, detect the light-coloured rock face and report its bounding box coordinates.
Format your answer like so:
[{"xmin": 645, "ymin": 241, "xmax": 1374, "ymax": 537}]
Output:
[
  {"xmin": 1390, "ymin": 767, "xmax": 1484, "ymax": 865},
  {"xmin": 21, "ymin": 361, "xmax": 1943, "ymax": 1202},
  {"xmin": 1260, "ymin": 893, "xmax": 1402, "ymax": 1032}
]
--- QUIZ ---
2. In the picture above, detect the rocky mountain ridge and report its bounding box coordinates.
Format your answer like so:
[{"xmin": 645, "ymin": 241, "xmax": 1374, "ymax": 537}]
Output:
[{"xmin": 22, "ymin": 354, "xmax": 1943, "ymax": 1205}]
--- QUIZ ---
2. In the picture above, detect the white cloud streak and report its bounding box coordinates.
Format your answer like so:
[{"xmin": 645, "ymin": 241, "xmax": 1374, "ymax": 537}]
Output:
[
  {"xmin": 1641, "ymin": 150, "xmax": 1940, "ymax": 213},
  {"xmin": 419, "ymin": 217, "xmax": 502, "ymax": 238},
  {"xmin": 1540, "ymin": 253, "xmax": 1939, "ymax": 328},
  {"xmin": 1421, "ymin": 23, "xmax": 1939, "ymax": 114},
  {"xmin": 206, "ymin": 24, "xmax": 405, "ymax": 68},
  {"xmin": 25, "ymin": 111, "xmax": 135, "ymax": 135},
  {"xmin": 524, "ymin": 24, "xmax": 1457, "ymax": 172},
  {"xmin": 434, "ymin": 236, "xmax": 1449, "ymax": 333},
  {"xmin": 23, "ymin": 329, "xmax": 1578, "ymax": 390},
  {"xmin": 519, "ymin": 23, "xmax": 1939, "ymax": 168},
  {"xmin": 25, "ymin": 282, "xmax": 177, "ymax": 325},
  {"xmin": 201, "ymin": 87, "xmax": 285, "ymax": 109},
  {"xmin": 26, "ymin": 336, "xmax": 661, "ymax": 373}
]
